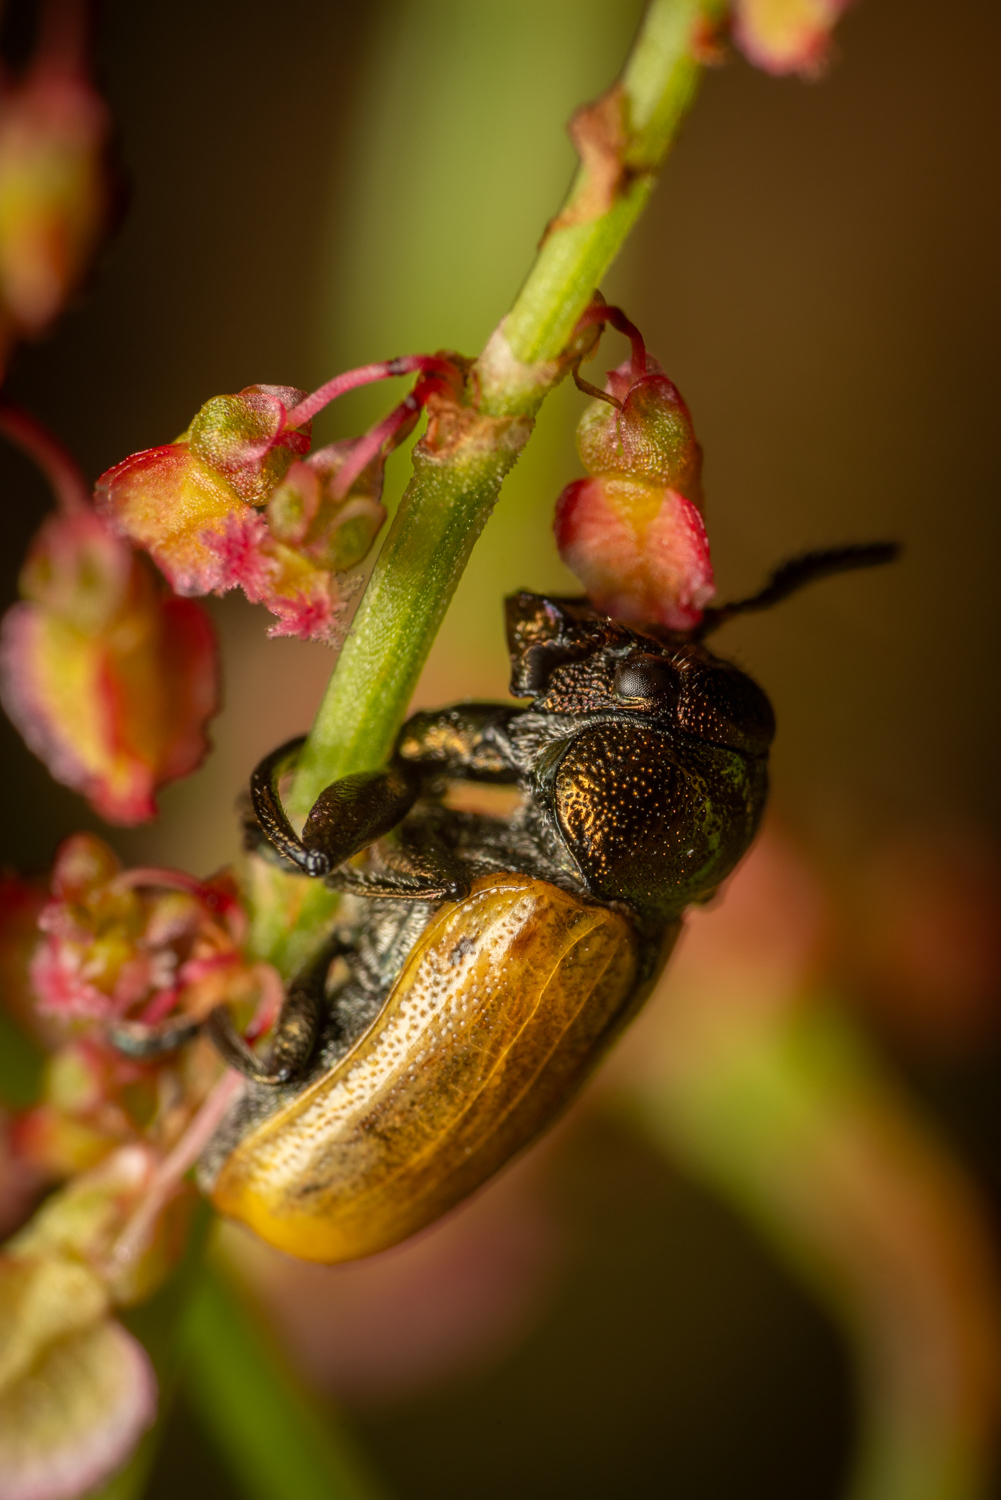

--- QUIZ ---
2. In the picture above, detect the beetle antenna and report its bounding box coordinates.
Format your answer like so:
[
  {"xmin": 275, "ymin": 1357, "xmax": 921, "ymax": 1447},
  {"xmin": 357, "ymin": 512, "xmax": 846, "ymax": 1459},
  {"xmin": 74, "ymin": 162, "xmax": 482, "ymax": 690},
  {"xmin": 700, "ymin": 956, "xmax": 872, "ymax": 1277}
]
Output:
[{"xmin": 699, "ymin": 541, "xmax": 901, "ymax": 635}]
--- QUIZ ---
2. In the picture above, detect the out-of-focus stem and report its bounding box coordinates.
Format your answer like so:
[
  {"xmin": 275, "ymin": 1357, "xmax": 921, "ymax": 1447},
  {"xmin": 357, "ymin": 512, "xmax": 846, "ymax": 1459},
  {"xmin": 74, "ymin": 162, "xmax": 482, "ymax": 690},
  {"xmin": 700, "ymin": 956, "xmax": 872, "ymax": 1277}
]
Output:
[
  {"xmin": 625, "ymin": 1008, "xmax": 1001, "ymax": 1500},
  {"xmin": 0, "ymin": 398, "xmax": 91, "ymax": 513},
  {"xmin": 183, "ymin": 1263, "xmax": 388, "ymax": 1500},
  {"xmin": 287, "ymin": 0, "xmax": 715, "ymax": 815}
]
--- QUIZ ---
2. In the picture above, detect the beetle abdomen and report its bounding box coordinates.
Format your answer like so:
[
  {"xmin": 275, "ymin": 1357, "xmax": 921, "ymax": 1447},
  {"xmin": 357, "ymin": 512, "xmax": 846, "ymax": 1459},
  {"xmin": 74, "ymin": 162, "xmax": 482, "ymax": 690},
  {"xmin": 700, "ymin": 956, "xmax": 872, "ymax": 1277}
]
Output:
[{"xmin": 211, "ymin": 874, "xmax": 639, "ymax": 1262}]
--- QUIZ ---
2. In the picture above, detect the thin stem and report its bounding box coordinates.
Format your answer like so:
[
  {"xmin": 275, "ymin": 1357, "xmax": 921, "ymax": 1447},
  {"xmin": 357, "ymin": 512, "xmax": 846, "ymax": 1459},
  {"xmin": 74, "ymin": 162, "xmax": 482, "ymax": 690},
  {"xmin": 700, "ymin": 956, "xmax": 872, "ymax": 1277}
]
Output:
[
  {"xmin": 287, "ymin": 0, "xmax": 715, "ymax": 814},
  {"xmin": 285, "ymin": 355, "xmax": 455, "ymax": 431},
  {"xmin": 328, "ymin": 389, "xmax": 422, "ymax": 502},
  {"xmin": 0, "ymin": 398, "xmax": 91, "ymax": 513},
  {"xmin": 624, "ymin": 1008, "xmax": 1001, "ymax": 1500},
  {"xmin": 497, "ymin": 0, "xmax": 715, "ymax": 375},
  {"xmin": 183, "ymin": 1264, "xmax": 388, "ymax": 1500},
  {"xmin": 108, "ymin": 1071, "xmax": 243, "ymax": 1276}
]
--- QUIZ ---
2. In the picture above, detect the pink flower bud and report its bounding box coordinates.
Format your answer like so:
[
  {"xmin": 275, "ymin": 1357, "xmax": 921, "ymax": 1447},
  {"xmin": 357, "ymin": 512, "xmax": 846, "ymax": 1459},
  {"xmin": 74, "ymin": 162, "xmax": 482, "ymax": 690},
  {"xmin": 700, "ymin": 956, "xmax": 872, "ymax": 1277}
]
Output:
[
  {"xmin": 0, "ymin": 512, "xmax": 218, "ymax": 823},
  {"xmin": 96, "ymin": 440, "xmax": 261, "ymax": 597},
  {"xmin": 555, "ymin": 341, "xmax": 714, "ymax": 629},
  {"xmin": 732, "ymin": 0, "xmax": 853, "ymax": 76}
]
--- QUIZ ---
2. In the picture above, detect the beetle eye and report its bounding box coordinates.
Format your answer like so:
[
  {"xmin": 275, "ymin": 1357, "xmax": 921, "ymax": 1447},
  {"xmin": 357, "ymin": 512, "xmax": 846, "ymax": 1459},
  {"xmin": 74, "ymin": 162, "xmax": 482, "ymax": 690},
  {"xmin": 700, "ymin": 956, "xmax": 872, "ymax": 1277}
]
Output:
[{"xmin": 613, "ymin": 654, "xmax": 677, "ymax": 701}]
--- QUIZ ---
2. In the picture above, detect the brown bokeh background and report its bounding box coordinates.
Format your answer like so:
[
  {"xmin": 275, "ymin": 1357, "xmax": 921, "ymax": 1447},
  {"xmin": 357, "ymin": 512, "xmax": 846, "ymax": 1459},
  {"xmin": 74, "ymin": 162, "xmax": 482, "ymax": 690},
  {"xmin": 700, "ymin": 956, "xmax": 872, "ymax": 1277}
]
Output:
[{"xmin": 0, "ymin": 0, "xmax": 998, "ymax": 1495}]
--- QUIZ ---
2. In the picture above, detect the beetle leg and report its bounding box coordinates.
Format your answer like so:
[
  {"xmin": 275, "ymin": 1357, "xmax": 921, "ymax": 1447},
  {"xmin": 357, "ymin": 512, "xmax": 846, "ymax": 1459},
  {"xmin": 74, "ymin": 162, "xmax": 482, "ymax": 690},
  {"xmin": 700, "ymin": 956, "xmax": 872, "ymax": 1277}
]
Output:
[
  {"xmin": 250, "ymin": 736, "xmax": 420, "ymax": 878},
  {"xmin": 323, "ymin": 820, "xmax": 471, "ymax": 902},
  {"xmin": 393, "ymin": 818, "xmax": 471, "ymax": 899},
  {"xmin": 395, "ymin": 704, "xmax": 521, "ymax": 781},
  {"xmin": 302, "ymin": 764, "xmax": 420, "ymax": 872},
  {"xmin": 207, "ymin": 938, "xmax": 342, "ymax": 1086},
  {"xmin": 107, "ymin": 1015, "xmax": 201, "ymax": 1059}
]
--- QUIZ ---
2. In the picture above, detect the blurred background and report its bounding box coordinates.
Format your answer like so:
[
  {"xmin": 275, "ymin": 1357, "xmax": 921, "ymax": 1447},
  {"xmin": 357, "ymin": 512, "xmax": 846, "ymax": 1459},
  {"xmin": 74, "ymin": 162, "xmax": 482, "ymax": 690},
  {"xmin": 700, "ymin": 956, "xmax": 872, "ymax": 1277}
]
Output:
[{"xmin": 1, "ymin": 0, "xmax": 1000, "ymax": 1495}]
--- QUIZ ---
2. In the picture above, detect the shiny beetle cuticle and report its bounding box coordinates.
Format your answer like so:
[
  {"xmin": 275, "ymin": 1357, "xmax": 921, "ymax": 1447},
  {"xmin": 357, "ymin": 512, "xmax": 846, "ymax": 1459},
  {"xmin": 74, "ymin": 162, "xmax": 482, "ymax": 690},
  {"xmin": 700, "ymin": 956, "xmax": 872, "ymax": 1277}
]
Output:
[{"xmin": 180, "ymin": 543, "xmax": 897, "ymax": 1265}]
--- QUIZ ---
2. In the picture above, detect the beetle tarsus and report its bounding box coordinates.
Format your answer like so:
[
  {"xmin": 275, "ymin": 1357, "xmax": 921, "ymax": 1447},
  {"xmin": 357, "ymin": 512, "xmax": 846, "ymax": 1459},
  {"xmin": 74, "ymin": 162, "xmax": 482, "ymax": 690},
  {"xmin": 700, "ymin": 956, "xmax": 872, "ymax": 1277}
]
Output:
[
  {"xmin": 249, "ymin": 736, "xmax": 327, "ymax": 875},
  {"xmin": 108, "ymin": 1015, "xmax": 201, "ymax": 1059},
  {"xmin": 302, "ymin": 764, "xmax": 420, "ymax": 870}
]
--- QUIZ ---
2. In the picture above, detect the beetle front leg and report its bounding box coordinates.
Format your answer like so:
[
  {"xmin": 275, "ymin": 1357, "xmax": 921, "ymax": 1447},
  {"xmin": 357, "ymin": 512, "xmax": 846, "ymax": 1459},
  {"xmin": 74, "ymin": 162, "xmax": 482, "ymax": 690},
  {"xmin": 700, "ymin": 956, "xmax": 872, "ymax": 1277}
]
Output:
[
  {"xmin": 251, "ymin": 736, "xmax": 420, "ymax": 877},
  {"xmin": 395, "ymin": 704, "xmax": 521, "ymax": 782}
]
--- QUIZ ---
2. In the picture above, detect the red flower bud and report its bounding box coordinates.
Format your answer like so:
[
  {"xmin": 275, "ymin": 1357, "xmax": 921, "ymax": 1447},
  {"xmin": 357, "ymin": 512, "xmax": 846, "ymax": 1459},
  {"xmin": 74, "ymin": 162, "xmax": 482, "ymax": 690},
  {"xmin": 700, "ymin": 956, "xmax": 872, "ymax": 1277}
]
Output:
[
  {"xmin": 94, "ymin": 382, "xmax": 313, "ymax": 599},
  {"xmin": 555, "ymin": 475, "xmax": 713, "ymax": 631},
  {"xmin": 555, "ymin": 338, "xmax": 714, "ymax": 629},
  {"xmin": 0, "ymin": 511, "xmax": 218, "ymax": 823}
]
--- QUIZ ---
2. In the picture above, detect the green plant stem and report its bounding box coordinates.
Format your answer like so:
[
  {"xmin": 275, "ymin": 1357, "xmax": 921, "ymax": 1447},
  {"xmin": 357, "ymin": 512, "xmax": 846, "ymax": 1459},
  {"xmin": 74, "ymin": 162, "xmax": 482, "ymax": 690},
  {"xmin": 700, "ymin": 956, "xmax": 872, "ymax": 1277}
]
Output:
[
  {"xmin": 623, "ymin": 1009, "xmax": 1001, "ymax": 1500},
  {"xmin": 502, "ymin": 0, "xmax": 709, "ymax": 368},
  {"xmin": 92, "ymin": 1201, "xmax": 215, "ymax": 1500},
  {"xmin": 182, "ymin": 1264, "xmax": 388, "ymax": 1500},
  {"xmin": 287, "ymin": 0, "xmax": 714, "ymax": 816}
]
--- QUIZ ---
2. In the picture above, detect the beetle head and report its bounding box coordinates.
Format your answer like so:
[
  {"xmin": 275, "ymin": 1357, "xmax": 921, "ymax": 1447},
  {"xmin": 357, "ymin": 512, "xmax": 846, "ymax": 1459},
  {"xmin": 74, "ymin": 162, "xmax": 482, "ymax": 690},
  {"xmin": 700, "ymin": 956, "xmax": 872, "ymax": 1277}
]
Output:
[{"xmin": 504, "ymin": 591, "xmax": 774, "ymax": 760}]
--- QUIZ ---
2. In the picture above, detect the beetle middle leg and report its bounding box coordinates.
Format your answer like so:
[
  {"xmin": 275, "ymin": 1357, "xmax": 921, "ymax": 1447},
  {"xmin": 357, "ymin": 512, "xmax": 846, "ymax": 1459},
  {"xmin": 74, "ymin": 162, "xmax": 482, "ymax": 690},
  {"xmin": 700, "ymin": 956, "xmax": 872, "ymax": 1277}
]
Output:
[{"xmin": 207, "ymin": 936, "xmax": 346, "ymax": 1086}]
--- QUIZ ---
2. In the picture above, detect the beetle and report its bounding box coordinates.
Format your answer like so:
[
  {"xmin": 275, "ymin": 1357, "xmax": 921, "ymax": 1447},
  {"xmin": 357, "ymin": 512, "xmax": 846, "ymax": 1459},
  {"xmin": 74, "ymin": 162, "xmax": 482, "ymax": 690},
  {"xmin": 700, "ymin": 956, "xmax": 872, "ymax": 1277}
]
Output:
[{"xmin": 194, "ymin": 542, "xmax": 897, "ymax": 1264}]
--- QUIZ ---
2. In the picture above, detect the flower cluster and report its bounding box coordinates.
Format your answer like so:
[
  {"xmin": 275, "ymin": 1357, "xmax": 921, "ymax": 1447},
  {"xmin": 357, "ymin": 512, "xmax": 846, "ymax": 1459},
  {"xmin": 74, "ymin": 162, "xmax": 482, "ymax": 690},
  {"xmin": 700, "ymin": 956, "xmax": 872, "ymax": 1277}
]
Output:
[
  {"xmin": 97, "ymin": 357, "xmax": 460, "ymax": 644},
  {"xmin": 0, "ymin": 834, "xmax": 270, "ymax": 1498},
  {"xmin": 554, "ymin": 311, "xmax": 714, "ymax": 630}
]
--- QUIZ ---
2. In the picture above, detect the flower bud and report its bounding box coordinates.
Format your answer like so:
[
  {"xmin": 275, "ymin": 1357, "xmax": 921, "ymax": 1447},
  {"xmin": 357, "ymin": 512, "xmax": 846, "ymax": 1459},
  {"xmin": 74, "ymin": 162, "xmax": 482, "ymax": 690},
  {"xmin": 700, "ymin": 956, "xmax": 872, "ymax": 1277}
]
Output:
[
  {"xmin": 267, "ymin": 445, "xmax": 387, "ymax": 574},
  {"xmin": 97, "ymin": 438, "xmax": 266, "ymax": 598},
  {"xmin": 184, "ymin": 383, "xmax": 311, "ymax": 504},
  {"xmin": 555, "ymin": 352, "xmax": 714, "ymax": 630},
  {"xmin": 732, "ymin": 0, "xmax": 853, "ymax": 77},
  {"xmin": 555, "ymin": 476, "xmax": 713, "ymax": 631},
  {"xmin": 0, "ymin": 511, "xmax": 218, "ymax": 824},
  {"xmin": 575, "ymin": 358, "xmax": 703, "ymax": 503},
  {"xmin": 0, "ymin": 56, "xmax": 109, "ymax": 348}
]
